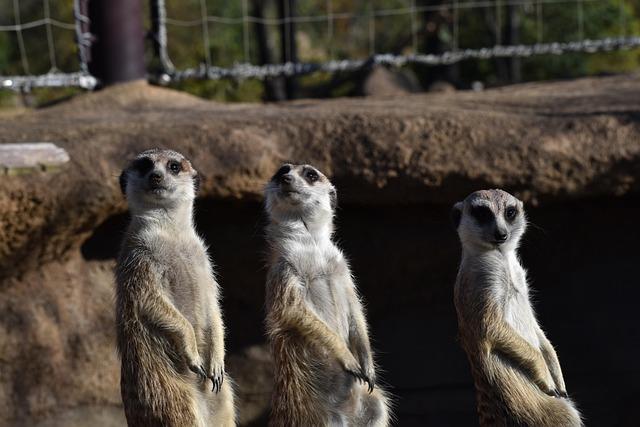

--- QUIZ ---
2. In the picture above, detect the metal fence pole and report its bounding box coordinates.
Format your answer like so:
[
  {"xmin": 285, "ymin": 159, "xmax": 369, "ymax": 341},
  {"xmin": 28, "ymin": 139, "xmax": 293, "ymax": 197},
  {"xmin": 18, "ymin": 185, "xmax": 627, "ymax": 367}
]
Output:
[
  {"xmin": 73, "ymin": 0, "xmax": 92, "ymax": 75},
  {"xmin": 278, "ymin": 0, "xmax": 298, "ymax": 99},
  {"xmin": 150, "ymin": 0, "xmax": 175, "ymax": 79},
  {"xmin": 88, "ymin": 0, "xmax": 146, "ymax": 86}
]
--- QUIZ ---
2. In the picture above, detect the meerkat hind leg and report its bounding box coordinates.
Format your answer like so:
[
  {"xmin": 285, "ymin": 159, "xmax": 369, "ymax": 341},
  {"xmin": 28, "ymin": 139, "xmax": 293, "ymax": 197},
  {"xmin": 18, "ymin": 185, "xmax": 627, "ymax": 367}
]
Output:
[
  {"xmin": 345, "ymin": 387, "xmax": 388, "ymax": 427},
  {"xmin": 362, "ymin": 389, "xmax": 389, "ymax": 427},
  {"xmin": 207, "ymin": 377, "xmax": 236, "ymax": 427}
]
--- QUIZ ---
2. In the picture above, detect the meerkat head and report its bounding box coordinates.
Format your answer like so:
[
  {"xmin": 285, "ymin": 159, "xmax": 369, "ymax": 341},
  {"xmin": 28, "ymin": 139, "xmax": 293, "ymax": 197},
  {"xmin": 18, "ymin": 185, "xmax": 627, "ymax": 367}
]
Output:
[
  {"xmin": 119, "ymin": 148, "xmax": 199, "ymax": 213},
  {"xmin": 264, "ymin": 163, "xmax": 337, "ymax": 226},
  {"xmin": 452, "ymin": 189, "xmax": 526, "ymax": 252}
]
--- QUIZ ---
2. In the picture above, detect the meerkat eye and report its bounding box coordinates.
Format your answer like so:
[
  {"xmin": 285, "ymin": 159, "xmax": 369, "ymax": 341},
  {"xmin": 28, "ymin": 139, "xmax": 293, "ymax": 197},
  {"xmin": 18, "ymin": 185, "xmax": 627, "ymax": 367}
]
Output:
[
  {"xmin": 167, "ymin": 160, "xmax": 182, "ymax": 175},
  {"xmin": 470, "ymin": 205, "xmax": 494, "ymax": 224},
  {"xmin": 505, "ymin": 206, "xmax": 518, "ymax": 221},
  {"xmin": 305, "ymin": 169, "xmax": 319, "ymax": 183},
  {"xmin": 132, "ymin": 157, "xmax": 154, "ymax": 176}
]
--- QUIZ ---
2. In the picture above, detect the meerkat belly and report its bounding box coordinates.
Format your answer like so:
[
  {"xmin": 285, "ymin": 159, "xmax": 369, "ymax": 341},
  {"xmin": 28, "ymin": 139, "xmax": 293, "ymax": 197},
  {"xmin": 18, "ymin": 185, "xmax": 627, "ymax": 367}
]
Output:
[
  {"xmin": 500, "ymin": 255, "xmax": 541, "ymax": 349},
  {"xmin": 504, "ymin": 291, "xmax": 540, "ymax": 348},
  {"xmin": 306, "ymin": 275, "xmax": 351, "ymax": 342},
  {"xmin": 163, "ymin": 245, "xmax": 212, "ymax": 326}
]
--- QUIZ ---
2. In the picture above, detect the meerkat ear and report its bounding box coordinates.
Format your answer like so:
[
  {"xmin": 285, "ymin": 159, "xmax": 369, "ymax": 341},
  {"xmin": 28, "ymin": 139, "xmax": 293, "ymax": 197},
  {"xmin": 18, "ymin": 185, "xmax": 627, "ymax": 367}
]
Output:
[
  {"xmin": 193, "ymin": 173, "xmax": 200, "ymax": 195},
  {"xmin": 329, "ymin": 187, "xmax": 338, "ymax": 210},
  {"xmin": 451, "ymin": 202, "xmax": 463, "ymax": 229},
  {"xmin": 119, "ymin": 170, "xmax": 128, "ymax": 197}
]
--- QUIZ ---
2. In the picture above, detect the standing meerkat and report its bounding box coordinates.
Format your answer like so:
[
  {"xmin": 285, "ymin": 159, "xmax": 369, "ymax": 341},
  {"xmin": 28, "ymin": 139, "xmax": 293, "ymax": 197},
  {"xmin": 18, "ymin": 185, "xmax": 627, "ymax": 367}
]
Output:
[
  {"xmin": 264, "ymin": 164, "xmax": 390, "ymax": 427},
  {"xmin": 452, "ymin": 189, "xmax": 582, "ymax": 427},
  {"xmin": 116, "ymin": 149, "xmax": 235, "ymax": 427}
]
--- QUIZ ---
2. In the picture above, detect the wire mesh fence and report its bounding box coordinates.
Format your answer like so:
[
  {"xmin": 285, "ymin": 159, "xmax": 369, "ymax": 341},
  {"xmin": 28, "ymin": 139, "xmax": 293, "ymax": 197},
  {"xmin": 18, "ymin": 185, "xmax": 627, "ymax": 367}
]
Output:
[
  {"xmin": 0, "ymin": 0, "xmax": 96, "ymax": 91},
  {"xmin": 153, "ymin": 0, "xmax": 640, "ymax": 82},
  {"xmin": 0, "ymin": 1, "xmax": 639, "ymax": 91}
]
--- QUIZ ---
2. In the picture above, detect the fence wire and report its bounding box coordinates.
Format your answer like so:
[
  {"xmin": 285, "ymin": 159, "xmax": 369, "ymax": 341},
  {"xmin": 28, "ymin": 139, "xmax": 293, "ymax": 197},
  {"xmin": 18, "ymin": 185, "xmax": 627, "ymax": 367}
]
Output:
[
  {"xmin": 154, "ymin": 0, "xmax": 640, "ymax": 82},
  {"xmin": 166, "ymin": 36, "xmax": 640, "ymax": 81},
  {"xmin": 0, "ymin": 0, "xmax": 97, "ymax": 91}
]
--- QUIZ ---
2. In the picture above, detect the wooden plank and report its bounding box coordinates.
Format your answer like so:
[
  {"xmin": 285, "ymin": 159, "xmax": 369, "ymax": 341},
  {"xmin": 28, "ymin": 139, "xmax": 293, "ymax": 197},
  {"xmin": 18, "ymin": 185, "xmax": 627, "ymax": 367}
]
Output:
[{"xmin": 0, "ymin": 143, "xmax": 70, "ymax": 175}]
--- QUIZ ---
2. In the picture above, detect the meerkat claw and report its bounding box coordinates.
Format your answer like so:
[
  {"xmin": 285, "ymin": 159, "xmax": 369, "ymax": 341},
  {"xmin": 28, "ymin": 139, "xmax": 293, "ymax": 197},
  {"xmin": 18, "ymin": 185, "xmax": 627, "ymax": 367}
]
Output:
[
  {"xmin": 190, "ymin": 364, "xmax": 207, "ymax": 381},
  {"xmin": 348, "ymin": 369, "xmax": 364, "ymax": 384},
  {"xmin": 367, "ymin": 379, "xmax": 374, "ymax": 393},
  {"xmin": 208, "ymin": 370, "xmax": 222, "ymax": 393},
  {"xmin": 544, "ymin": 387, "xmax": 566, "ymax": 399}
]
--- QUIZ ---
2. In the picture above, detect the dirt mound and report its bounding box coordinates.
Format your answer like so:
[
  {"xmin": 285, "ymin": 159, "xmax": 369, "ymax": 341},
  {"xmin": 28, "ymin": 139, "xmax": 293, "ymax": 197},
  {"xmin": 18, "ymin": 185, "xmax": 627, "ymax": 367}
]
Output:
[{"xmin": 1, "ymin": 74, "xmax": 639, "ymax": 425}]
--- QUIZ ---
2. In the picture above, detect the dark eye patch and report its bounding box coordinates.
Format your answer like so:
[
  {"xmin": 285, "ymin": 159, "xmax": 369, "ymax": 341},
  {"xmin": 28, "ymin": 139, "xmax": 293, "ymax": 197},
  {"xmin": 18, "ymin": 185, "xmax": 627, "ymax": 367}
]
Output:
[
  {"xmin": 272, "ymin": 165, "xmax": 291, "ymax": 182},
  {"xmin": 304, "ymin": 168, "xmax": 319, "ymax": 183},
  {"xmin": 167, "ymin": 160, "xmax": 182, "ymax": 175},
  {"xmin": 470, "ymin": 205, "xmax": 494, "ymax": 224},
  {"xmin": 132, "ymin": 157, "xmax": 154, "ymax": 176},
  {"xmin": 505, "ymin": 206, "xmax": 518, "ymax": 221}
]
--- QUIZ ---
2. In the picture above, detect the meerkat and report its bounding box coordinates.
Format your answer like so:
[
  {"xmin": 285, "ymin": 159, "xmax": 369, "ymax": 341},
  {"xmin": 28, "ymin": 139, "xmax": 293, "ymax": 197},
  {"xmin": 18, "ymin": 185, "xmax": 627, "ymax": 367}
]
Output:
[
  {"xmin": 115, "ymin": 148, "xmax": 235, "ymax": 427},
  {"xmin": 263, "ymin": 164, "xmax": 390, "ymax": 427},
  {"xmin": 451, "ymin": 189, "xmax": 582, "ymax": 427}
]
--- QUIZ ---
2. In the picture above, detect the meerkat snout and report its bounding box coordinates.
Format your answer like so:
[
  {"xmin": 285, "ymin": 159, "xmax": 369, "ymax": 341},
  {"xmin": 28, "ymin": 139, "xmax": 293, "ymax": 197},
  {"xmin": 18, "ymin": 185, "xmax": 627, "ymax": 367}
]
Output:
[{"xmin": 453, "ymin": 189, "xmax": 526, "ymax": 251}]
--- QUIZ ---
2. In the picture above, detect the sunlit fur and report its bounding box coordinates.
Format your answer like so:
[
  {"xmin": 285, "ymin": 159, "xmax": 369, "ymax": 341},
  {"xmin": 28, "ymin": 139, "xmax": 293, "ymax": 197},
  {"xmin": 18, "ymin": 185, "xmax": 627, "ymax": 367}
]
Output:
[
  {"xmin": 116, "ymin": 149, "xmax": 235, "ymax": 427},
  {"xmin": 452, "ymin": 189, "xmax": 582, "ymax": 427},
  {"xmin": 264, "ymin": 164, "xmax": 390, "ymax": 427}
]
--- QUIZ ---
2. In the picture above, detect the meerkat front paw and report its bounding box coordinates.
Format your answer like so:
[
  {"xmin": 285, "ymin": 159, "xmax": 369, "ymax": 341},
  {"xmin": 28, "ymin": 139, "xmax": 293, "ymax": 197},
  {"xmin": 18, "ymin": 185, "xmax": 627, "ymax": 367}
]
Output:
[
  {"xmin": 361, "ymin": 362, "xmax": 376, "ymax": 394},
  {"xmin": 547, "ymin": 389, "xmax": 569, "ymax": 399},
  {"xmin": 538, "ymin": 376, "xmax": 560, "ymax": 397},
  {"xmin": 534, "ymin": 369, "xmax": 557, "ymax": 396},
  {"xmin": 342, "ymin": 353, "xmax": 365, "ymax": 380},
  {"xmin": 188, "ymin": 356, "xmax": 207, "ymax": 382},
  {"xmin": 342, "ymin": 353, "xmax": 375, "ymax": 391},
  {"xmin": 546, "ymin": 389, "xmax": 567, "ymax": 398},
  {"xmin": 208, "ymin": 361, "xmax": 225, "ymax": 393}
]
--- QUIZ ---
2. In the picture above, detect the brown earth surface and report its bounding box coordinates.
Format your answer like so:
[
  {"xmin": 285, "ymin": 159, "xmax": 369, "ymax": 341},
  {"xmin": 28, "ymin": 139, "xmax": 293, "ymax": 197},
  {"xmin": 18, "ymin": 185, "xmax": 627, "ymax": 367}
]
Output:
[{"xmin": 1, "ymin": 75, "xmax": 639, "ymax": 426}]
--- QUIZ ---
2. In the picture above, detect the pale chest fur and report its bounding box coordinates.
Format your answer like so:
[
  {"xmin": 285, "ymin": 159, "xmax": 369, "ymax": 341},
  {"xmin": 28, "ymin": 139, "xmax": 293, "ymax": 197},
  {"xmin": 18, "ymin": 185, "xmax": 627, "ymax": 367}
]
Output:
[
  {"xmin": 144, "ymin": 228, "xmax": 218, "ymax": 327},
  {"xmin": 284, "ymin": 239, "xmax": 353, "ymax": 341},
  {"xmin": 493, "ymin": 251, "xmax": 541, "ymax": 349}
]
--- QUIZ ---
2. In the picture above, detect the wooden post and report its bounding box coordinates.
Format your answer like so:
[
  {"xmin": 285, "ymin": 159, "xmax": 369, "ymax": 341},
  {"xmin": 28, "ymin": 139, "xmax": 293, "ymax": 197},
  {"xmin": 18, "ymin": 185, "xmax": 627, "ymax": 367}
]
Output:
[{"xmin": 88, "ymin": 0, "xmax": 146, "ymax": 86}]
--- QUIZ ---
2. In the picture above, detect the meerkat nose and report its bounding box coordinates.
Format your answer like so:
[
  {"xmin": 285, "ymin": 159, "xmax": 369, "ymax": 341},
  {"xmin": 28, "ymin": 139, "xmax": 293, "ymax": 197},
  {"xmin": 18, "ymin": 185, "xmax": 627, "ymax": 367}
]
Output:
[
  {"xmin": 280, "ymin": 174, "xmax": 293, "ymax": 184},
  {"xmin": 149, "ymin": 171, "xmax": 162, "ymax": 185},
  {"xmin": 494, "ymin": 230, "xmax": 508, "ymax": 242}
]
